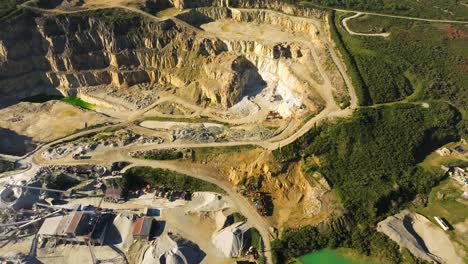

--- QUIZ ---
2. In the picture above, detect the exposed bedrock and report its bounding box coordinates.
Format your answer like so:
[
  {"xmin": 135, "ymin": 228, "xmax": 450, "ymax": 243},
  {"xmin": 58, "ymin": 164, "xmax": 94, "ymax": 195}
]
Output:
[
  {"xmin": 0, "ymin": 12, "xmax": 258, "ymax": 108},
  {"xmin": 170, "ymin": 0, "xmax": 326, "ymax": 18},
  {"xmin": 0, "ymin": 4, "xmax": 324, "ymax": 109}
]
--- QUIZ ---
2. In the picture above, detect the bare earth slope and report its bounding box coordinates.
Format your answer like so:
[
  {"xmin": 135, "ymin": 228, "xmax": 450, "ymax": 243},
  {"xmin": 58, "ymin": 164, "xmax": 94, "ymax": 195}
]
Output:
[{"xmin": 0, "ymin": 101, "xmax": 111, "ymax": 155}]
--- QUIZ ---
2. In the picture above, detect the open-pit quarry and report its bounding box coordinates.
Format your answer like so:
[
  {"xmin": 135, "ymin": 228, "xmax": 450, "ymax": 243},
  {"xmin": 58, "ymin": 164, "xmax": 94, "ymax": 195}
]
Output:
[{"xmin": 0, "ymin": 0, "xmax": 358, "ymax": 263}]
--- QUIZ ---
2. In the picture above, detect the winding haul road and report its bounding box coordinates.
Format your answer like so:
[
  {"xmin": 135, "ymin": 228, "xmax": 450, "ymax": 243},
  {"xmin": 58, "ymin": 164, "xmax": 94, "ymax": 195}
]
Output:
[
  {"xmin": 1, "ymin": 3, "xmax": 366, "ymax": 264},
  {"xmin": 341, "ymin": 13, "xmax": 391, "ymax": 37}
]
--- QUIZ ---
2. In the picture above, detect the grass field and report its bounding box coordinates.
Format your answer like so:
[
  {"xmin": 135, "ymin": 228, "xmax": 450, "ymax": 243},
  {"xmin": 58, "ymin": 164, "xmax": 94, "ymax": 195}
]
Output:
[
  {"xmin": 121, "ymin": 167, "xmax": 224, "ymax": 193},
  {"xmin": 301, "ymin": 0, "xmax": 468, "ymax": 20},
  {"xmin": 414, "ymin": 178, "xmax": 468, "ymax": 255},
  {"xmin": 334, "ymin": 12, "xmax": 468, "ymax": 109},
  {"xmin": 61, "ymin": 96, "xmax": 95, "ymax": 110},
  {"xmin": 193, "ymin": 145, "xmax": 257, "ymax": 161},
  {"xmin": 416, "ymin": 179, "xmax": 467, "ymax": 225}
]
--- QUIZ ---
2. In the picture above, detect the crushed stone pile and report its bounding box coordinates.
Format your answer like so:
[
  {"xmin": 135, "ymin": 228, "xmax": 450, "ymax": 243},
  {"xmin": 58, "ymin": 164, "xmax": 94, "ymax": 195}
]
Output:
[
  {"xmin": 377, "ymin": 210, "xmax": 463, "ymax": 264},
  {"xmin": 108, "ymin": 211, "xmax": 136, "ymax": 250},
  {"xmin": 140, "ymin": 234, "xmax": 204, "ymax": 264},
  {"xmin": 212, "ymin": 222, "xmax": 251, "ymax": 258},
  {"xmin": 186, "ymin": 192, "xmax": 230, "ymax": 213}
]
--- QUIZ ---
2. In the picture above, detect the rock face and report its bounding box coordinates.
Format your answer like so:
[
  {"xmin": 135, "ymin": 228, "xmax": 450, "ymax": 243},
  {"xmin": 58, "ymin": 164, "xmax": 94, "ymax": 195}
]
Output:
[
  {"xmin": 172, "ymin": 0, "xmax": 326, "ymax": 18},
  {"xmin": 0, "ymin": 10, "xmax": 264, "ymax": 108},
  {"xmin": 0, "ymin": 1, "xmax": 328, "ymax": 110}
]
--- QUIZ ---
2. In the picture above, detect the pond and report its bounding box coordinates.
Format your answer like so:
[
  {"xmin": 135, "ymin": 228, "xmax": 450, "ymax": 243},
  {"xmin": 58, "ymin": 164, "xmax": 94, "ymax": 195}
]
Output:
[{"xmin": 298, "ymin": 249, "xmax": 371, "ymax": 264}]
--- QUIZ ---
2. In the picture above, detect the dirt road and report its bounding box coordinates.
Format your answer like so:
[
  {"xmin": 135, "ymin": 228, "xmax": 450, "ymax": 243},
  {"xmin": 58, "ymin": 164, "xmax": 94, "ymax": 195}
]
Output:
[
  {"xmin": 341, "ymin": 13, "xmax": 390, "ymax": 37},
  {"xmin": 334, "ymin": 8, "xmax": 468, "ymax": 24}
]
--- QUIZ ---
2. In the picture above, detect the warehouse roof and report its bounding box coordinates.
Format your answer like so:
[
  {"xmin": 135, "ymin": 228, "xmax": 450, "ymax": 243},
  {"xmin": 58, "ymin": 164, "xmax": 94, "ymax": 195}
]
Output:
[{"xmin": 132, "ymin": 217, "xmax": 152, "ymax": 237}]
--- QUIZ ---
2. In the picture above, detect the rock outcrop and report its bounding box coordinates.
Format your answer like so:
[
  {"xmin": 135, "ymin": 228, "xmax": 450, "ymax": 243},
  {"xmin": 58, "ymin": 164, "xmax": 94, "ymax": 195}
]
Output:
[
  {"xmin": 171, "ymin": 0, "xmax": 326, "ymax": 19},
  {"xmin": 0, "ymin": 10, "xmax": 265, "ymax": 108},
  {"xmin": 0, "ymin": 2, "xmax": 329, "ymax": 111}
]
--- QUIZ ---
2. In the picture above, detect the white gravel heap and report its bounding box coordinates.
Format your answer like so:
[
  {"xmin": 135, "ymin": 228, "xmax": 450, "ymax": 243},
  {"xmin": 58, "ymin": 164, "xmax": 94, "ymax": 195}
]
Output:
[
  {"xmin": 186, "ymin": 192, "xmax": 230, "ymax": 213},
  {"xmin": 140, "ymin": 234, "xmax": 201, "ymax": 264},
  {"xmin": 212, "ymin": 222, "xmax": 251, "ymax": 258},
  {"xmin": 377, "ymin": 210, "xmax": 463, "ymax": 264}
]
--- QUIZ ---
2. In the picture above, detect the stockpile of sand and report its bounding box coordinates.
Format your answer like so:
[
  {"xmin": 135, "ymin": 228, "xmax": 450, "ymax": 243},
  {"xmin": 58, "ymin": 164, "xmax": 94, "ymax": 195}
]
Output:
[
  {"xmin": 186, "ymin": 192, "xmax": 230, "ymax": 213},
  {"xmin": 140, "ymin": 234, "xmax": 204, "ymax": 264},
  {"xmin": 377, "ymin": 210, "xmax": 463, "ymax": 264},
  {"xmin": 108, "ymin": 211, "xmax": 135, "ymax": 250},
  {"xmin": 212, "ymin": 222, "xmax": 251, "ymax": 258}
]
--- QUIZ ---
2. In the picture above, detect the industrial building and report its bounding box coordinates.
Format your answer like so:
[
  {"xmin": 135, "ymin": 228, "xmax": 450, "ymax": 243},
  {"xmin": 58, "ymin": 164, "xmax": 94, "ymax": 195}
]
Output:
[
  {"xmin": 132, "ymin": 216, "xmax": 153, "ymax": 240},
  {"xmin": 38, "ymin": 210, "xmax": 110, "ymax": 246}
]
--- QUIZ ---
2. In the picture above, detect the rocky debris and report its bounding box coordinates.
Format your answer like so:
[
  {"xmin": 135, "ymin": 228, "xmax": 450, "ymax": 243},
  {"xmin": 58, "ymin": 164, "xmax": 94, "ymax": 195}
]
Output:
[
  {"xmin": 42, "ymin": 129, "xmax": 163, "ymax": 160},
  {"xmin": 59, "ymin": 0, "xmax": 85, "ymax": 10},
  {"xmin": 137, "ymin": 135, "xmax": 165, "ymax": 145},
  {"xmin": 0, "ymin": 253, "xmax": 41, "ymax": 264},
  {"xmin": 130, "ymin": 148, "xmax": 192, "ymax": 160},
  {"xmin": 377, "ymin": 210, "xmax": 463, "ymax": 264},
  {"xmin": 228, "ymin": 126, "xmax": 275, "ymax": 141},
  {"xmin": 172, "ymin": 126, "xmax": 222, "ymax": 143},
  {"xmin": 104, "ymin": 84, "xmax": 162, "ymax": 110},
  {"xmin": 152, "ymin": 101, "xmax": 195, "ymax": 116},
  {"xmin": 34, "ymin": 165, "xmax": 109, "ymax": 181},
  {"xmin": 187, "ymin": 192, "xmax": 230, "ymax": 213}
]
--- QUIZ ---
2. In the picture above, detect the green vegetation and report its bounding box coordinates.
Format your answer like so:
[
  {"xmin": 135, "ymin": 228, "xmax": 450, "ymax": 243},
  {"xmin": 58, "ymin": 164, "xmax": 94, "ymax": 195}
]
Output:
[
  {"xmin": 0, "ymin": 159, "xmax": 15, "ymax": 173},
  {"xmin": 415, "ymin": 179, "xmax": 467, "ymax": 226},
  {"xmin": 333, "ymin": 12, "xmax": 468, "ymax": 108},
  {"xmin": 233, "ymin": 212, "xmax": 247, "ymax": 223},
  {"xmin": 413, "ymin": 179, "xmax": 467, "ymax": 255},
  {"xmin": 250, "ymin": 228, "xmax": 263, "ymax": 250},
  {"xmin": 137, "ymin": 149, "xmax": 186, "ymax": 161},
  {"xmin": 43, "ymin": 174, "xmax": 80, "ymax": 191},
  {"xmin": 441, "ymin": 159, "xmax": 468, "ymax": 168},
  {"xmin": 298, "ymin": 0, "xmax": 468, "ymax": 20},
  {"xmin": 328, "ymin": 11, "xmax": 370, "ymax": 105},
  {"xmin": 119, "ymin": 167, "xmax": 224, "ymax": 193},
  {"xmin": 193, "ymin": 145, "xmax": 257, "ymax": 160},
  {"xmin": 0, "ymin": 0, "xmax": 25, "ymax": 21},
  {"xmin": 299, "ymin": 248, "xmax": 373, "ymax": 264},
  {"xmin": 61, "ymin": 96, "xmax": 95, "ymax": 110},
  {"xmin": 272, "ymin": 102, "xmax": 461, "ymax": 262}
]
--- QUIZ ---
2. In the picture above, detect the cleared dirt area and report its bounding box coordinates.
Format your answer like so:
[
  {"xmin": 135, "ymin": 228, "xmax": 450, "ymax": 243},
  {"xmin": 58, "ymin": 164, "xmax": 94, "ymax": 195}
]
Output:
[{"xmin": 0, "ymin": 101, "xmax": 112, "ymax": 156}]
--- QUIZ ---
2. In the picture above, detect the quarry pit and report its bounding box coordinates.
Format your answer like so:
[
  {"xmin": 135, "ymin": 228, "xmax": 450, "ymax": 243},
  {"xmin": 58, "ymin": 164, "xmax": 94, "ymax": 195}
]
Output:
[{"xmin": 0, "ymin": 1, "xmax": 358, "ymax": 263}]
